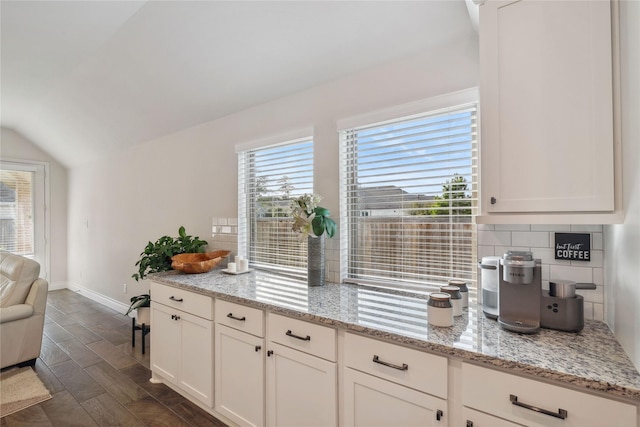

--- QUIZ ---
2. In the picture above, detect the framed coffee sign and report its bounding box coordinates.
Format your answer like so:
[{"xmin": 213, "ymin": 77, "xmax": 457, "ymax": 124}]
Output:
[{"xmin": 555, "ymin": 233, "xmax": 591, "ymax": 261}]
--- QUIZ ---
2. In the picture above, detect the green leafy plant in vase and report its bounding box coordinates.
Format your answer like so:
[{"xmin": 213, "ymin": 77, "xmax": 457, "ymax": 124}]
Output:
[{"xmin": 290, "ymin": 193, "xmax": 336, "ymax": 286}]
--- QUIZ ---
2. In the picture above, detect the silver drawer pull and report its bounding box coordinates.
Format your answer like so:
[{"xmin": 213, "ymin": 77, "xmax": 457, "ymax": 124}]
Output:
[
  {"xmin": 510, "ymin": 394, "xmax": 568, "ymax": 420},
  {"xmin": 227, "ymin": 313, "xmax": 246, "ymax": 321},
  {"xmin": 285, "ymin": 330, "xmax": 311, "ymax": 341},
  {"xmin": 169, "ymin": 296, "xmax": 183, "ymax": 302},
  {"xmin": 372, "ymin": 355, "xmax": 408, "ymax": 371}
]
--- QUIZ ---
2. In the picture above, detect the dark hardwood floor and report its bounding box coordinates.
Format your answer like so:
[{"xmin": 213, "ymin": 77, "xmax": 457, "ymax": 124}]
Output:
[{"xmin": 1, "ymin": 289, "xmax": 228, "ymax": 427}]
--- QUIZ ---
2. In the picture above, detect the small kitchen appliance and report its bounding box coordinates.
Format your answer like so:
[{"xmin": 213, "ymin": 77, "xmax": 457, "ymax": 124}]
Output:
[
  {"xmin": 478, "ymin": 256, "xmax": 500, "ymax": 319},
  {"xmin": 541, "ymin": 280, "xmax": 597, "ymax": 332},
  {"xmin": 498, "ymin": 251, "xmax": 541, "ymax": 334}
]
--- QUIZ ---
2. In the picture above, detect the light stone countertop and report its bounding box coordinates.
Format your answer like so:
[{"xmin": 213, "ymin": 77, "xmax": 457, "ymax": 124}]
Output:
[{"xmin": 151, "ymin": 268, "xmax": 640, "ymax": 402}]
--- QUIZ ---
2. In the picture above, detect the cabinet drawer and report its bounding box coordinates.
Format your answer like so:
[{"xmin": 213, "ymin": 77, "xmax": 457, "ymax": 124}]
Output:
[
  {"xmin": 267, "ymin": 313, "xmax": 336, "ymax": 362},
  {"xmin": 215, "ymin": 299, "xmax": 264, "ymax": 337},
  {"xmin": 462, "ymin": 363, "xmax": 636, "ymax": 427},
  {"xmin": 344, "ymin": 333, "xmax": 447, "ymax": 399},
  {"xmin": 151, "ymin": 282, "xmax": 213, "ymax": 320},
  {"xmin": 463, "ymin": 407, "xmax": 523, "ymax": 427}
]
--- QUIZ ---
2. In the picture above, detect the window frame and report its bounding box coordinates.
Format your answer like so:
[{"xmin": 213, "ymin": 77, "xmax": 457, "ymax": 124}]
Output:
[
  {"xmin": 338, "ymin": 88, "xmax": 479, "ymax": 293},
  {"xmin": 237, "ymin": 129, "xmax": 314, "ymax": 276},
  {"xmin": 0, "ymin": 158, "xmax": 50, "ymax": 281}
]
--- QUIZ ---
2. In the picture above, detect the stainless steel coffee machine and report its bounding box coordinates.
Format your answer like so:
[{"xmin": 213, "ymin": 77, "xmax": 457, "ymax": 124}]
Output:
[{"xmin": 498, "ymin": 251, "xmax": 541, "ymax": 334}]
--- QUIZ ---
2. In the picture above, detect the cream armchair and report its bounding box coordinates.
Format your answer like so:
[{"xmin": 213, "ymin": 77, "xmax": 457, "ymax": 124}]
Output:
[{"xmin": 0, "ymin": 250, "xmax": 48, "ymax": 369}]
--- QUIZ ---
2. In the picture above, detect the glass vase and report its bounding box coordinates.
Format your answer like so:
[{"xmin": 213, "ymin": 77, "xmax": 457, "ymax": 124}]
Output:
[{"xmin": 307, "ymin": 234, "xmax": 325, "ymax": 287}]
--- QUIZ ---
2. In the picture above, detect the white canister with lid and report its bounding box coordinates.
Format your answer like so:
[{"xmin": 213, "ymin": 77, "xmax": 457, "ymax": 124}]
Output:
[
  {"xmin": 427, "ymin": 293, "xmax": 454, "ymax": 327},
  {"xmin": 448, "ymin": 279, "xmax": 469, "ymax": 308},
  {"xmin": 439, "ymin": 285, "xmax": 463, "ymax": 316}
]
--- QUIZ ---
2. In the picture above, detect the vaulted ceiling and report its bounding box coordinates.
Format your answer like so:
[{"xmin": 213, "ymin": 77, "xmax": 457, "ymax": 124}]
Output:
[{"xmin": 1, "ymin": 1, "xmax": 476, "ymax": 167}]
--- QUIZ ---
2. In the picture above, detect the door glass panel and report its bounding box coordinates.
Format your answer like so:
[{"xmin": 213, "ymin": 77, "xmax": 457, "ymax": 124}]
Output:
[{"xmin": 0, "ymin": 168, "xmax": 35, "ymax": 256}]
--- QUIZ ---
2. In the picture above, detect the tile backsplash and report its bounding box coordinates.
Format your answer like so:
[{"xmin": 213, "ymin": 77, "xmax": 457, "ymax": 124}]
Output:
[
  {"xmin": 211, "ymin": 217, "xmax": 238, "ymax": 256},
  {"xmin": 478, "ymin": 224, "xmax": 605, "ymax": 321}
]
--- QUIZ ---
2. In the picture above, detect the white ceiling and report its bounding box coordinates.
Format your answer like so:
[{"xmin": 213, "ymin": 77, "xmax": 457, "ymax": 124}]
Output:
[{"xmin": 1, "ymin": 1, "xmax": 475, "ymax": 167}]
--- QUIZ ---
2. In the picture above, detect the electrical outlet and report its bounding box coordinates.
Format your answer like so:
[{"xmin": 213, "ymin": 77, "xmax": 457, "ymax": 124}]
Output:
[{"xmin": 123, "ymin": 283, "xmax": 127, "ymax": 294}]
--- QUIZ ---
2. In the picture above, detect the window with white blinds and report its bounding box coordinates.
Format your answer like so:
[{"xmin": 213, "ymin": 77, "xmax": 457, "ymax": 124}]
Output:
[
  {"xmin": 0, "ymin": 167, "xmax": 35, "ymax": 256},
  {"xmin": 339, "ymin": 102, "xmax": 478, "ymax": 293},
  {"xmin": 238, "ymin": 137, "xmax": 313, "ymax": 275}
]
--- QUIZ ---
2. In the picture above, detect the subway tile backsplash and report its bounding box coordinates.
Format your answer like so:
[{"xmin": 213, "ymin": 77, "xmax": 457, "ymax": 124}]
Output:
[
  {"xmin": 211, "ymin": 217, "xmax": 239, "ymax": 257},
  {"xmin": 477, "ymin": 224, "xmax": 605, "ymax": 321}
]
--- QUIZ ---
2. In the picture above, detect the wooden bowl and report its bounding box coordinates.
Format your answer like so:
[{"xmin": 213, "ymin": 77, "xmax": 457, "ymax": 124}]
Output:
[{"xmin": 171, "ymin": 250, "xmax": 231, "ymax": 274}]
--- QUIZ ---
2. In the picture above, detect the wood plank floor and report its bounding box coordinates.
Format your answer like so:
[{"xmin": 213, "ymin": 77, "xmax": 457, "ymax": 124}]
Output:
[{"xmin": 1, "ymin": 289, "xmax": 228, "ymax": 427}]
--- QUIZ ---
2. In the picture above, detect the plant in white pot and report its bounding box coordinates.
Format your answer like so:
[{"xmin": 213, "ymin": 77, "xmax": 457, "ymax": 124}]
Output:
[{"xmin": 125, "ymin": 293, "xmax": 151, "ymax": 325}]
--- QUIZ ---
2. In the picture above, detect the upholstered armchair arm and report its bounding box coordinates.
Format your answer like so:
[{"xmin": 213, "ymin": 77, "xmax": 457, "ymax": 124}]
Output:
[
  {"xmin": 0, "ymin": 304, "xmax": 34, "ymax": 323},
  {"xmin": 24, "ymin": 279, "xmax": 48, "ymax": 315}
]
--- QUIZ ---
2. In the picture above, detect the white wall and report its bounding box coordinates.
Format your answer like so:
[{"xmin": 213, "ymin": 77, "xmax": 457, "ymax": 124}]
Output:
[
  {"xmin": 67, "ymin": 35, "xmax": 479, "ymax": 307},
  {"xmin": 0, "ymin": 127, "xmax": 68, "ymax": 288},
  {"xmin": 605, "ymin": 0, "xmax": 640, "ymax": 370}
]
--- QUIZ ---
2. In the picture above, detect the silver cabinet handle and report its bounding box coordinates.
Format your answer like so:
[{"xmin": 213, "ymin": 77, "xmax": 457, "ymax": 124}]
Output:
[
  {"xmin": 169, "ymin": 296, "xmax": 183, "ymax": 302},
  {"xmin": 285, "ymin": 330, "xmax": 311, "ymax": 341},
  {"xmin": 372, "ymin": 355, "xmax": 408, "ymax": 371},
  {"xmin": 227, "ymin": 313, "xmax": 246, "ymax": 321},
  {"xmin": 510, "ymin": 394, "xmax": 568, "ymax": 420}
]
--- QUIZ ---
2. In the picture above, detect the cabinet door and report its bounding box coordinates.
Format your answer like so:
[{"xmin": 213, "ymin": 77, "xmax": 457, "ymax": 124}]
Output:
[
  {"xmin": 463, "ymin": 407, "xmax": 523, "ymax": 427},
  {"xmin": 178, "ymin": 310, "xmax": 213, "ymax": 407},
  {"xmin": 343, "ymin": 368, "xmax": 447, "ymax": 427},
  {"xmin": 215, "ymin": 324, "xmax": 265, "ymax": 427},
  {"xmin": 150, "ymin": 302, "xmax": 181, "ymax": 385},
  {"xmin": 266, "ymin": 342, "xmax": 337, "ymax": 427},
  {"xmin": 480, "ymin": 0, "xmax": 614, "ymax": 213}
]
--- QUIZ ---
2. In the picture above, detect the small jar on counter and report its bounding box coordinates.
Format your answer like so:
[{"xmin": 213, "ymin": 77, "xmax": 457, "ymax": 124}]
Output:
[
  {"xmin": 439, "ymin": 285, "xmax": 463, "ymax": 316},
  {"xmin": 448, "ymin": 279, "xmax": 469, "ymax": 308},
  {"xmin": 427, "ymin": 293, "xmax": 454, "ymax": 327}
]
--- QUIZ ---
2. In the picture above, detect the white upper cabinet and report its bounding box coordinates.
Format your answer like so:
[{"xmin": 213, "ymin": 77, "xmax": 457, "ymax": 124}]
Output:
[{"xmin": 479, "ymin": 0, "xmax": 621, "ymax": 223}]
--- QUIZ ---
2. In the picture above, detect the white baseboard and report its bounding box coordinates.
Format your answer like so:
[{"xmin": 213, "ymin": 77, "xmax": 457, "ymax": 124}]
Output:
[
  {"xmin": 65, "ymin": 282, "xmax": 130, "ymax": 314},
  {"xmin": 48, "ymin": 280, "xmax": 69, "ymax": 291}
]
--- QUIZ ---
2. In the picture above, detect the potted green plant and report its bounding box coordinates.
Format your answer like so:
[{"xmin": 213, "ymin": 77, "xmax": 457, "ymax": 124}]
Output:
[
  {"xmin": 125, "ymin": 293, "xmax": 151, "ymax": 324},
  {"xmin": 128, "ymin": 226, "xmax": 208, "ymax": 323}
]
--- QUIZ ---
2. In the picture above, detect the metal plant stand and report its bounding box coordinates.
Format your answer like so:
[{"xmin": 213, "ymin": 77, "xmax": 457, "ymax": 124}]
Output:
[{"xmin": 131, "ymin": 317, "xmax": 150, "ymax": 355}]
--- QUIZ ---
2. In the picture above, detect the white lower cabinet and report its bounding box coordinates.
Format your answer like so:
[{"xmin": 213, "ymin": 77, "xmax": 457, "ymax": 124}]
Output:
[
  {"xmin": 343, "ymin": 333, "xmax": 448, "ymax": 427},
  {"xmin": 461, "ymin": 363, "xmax": 637, "ymax": 427},
  {"xmin": 215, "ymin": 324, "xmax": 265, "ymax": 427},
  {"xmin": 214, "ymin": 300, "xmax": 265, "ymax": 427},
  {"xmin": 266, "ymin": 314, "xmax": 337, "ymax": 427},
  {"xmin": 149, "ymin": 284, "xmax": 639, "ymax": 427},
  {"xmin": 150, "ymin": 300, "xmax": 213, "ymax": 407},
  {"xmin": 343, "ymin": 367, "xmax": 447, "ymax": 427}
]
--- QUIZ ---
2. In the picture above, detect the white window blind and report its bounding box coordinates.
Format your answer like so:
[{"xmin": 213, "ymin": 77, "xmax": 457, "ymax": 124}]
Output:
[
  {"xmin": 0, "ymin": 167, "xmax": 35, "ymax": 256},
  {"xmin": 238, "ymin": 138, "xmax": 313, "ymax": 275},
  {"xmin": 340, "ymin": 103, "xmax": 478, "ymax": 293}
]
